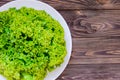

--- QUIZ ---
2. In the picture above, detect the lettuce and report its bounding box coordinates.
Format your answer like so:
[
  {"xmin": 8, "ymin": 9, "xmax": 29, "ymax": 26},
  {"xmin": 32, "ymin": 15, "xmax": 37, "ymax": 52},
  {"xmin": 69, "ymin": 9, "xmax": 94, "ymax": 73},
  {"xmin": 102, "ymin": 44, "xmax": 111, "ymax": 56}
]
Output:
[{"xmin": 0, "ymin": 7, "xmax": 66, "ymax": 80}]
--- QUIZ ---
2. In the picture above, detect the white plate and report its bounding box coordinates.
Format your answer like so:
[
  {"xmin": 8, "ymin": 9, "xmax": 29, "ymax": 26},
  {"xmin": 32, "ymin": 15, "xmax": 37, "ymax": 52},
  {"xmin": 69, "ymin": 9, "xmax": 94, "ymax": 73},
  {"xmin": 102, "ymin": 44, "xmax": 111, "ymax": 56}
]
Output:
[{"xmin": 0, "ymin": 0, "xmax": 72, "ymax": 80}]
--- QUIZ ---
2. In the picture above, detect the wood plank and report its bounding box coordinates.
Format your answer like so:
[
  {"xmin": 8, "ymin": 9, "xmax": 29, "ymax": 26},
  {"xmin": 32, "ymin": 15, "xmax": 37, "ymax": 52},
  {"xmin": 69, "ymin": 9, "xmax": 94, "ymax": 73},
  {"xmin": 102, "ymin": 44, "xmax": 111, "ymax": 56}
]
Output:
[
  {"xmin": 72, "ymin": 38, "xmax": 120, "ymax": 52},
  {"xmin": 0, "ymin": 0, "xmax": 120, "ymax": 10},
  {"xmin": 70, "ymin": 40, "xmax": 120, "ymax": 64},
  {"xmin": 41, "ymin": 0, "xmax": 120, "ymax": 10},
  {"xmin": 59, "ymin": 10, "xmax": 120, "ymax": 64},
  {"xmin": 69, "ymin": 56, "xmax": 120, "ymax": 64},
  {"xmin": 71, "ymin": 38, "xmax": 120, "ymax": 64},
  {"xmin": 59, "ymin": 10, "xmax": 120, "ymax": 38},
  {"xmin": 57, "ymin": 64, "xmax": 120, "ymax": 80}
]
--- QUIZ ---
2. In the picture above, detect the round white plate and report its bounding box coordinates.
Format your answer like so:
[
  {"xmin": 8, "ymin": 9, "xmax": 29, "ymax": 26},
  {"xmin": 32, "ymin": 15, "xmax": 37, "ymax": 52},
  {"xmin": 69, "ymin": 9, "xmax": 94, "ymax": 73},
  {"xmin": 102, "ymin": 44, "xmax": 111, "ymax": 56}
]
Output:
[{"xmin": 0, "ymin": 0, "xmax": 72, "ymax": 80}]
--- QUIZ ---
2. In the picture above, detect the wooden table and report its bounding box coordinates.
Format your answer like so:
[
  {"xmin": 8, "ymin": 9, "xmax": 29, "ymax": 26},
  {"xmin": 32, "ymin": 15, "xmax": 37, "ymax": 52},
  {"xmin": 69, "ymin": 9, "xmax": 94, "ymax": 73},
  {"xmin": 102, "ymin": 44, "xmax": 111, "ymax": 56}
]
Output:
[{"xmin": 1, "ymin": 0, "xmax": 120, "ymax": 80}]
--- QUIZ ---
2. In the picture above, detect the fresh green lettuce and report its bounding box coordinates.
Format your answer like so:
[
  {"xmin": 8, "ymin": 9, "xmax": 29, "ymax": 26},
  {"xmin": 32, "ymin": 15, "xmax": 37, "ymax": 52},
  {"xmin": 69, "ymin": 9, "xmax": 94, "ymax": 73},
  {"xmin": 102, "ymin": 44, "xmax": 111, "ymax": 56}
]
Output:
[{"xmin": 0, "ymin": 7, "xmax": 66, "ymax": 80}]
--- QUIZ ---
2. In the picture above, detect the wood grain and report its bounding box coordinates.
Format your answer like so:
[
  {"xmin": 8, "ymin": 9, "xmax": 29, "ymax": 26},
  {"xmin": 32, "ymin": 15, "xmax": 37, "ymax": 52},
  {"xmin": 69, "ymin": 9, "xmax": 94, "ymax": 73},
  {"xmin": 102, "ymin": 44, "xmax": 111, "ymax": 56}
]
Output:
[
  {"xmin": 57, "ymin": 64, "xmax": 120, "ymax": 80},
  {"xmin": 0, "ymin": 0, "xmax": 10, "ymax": 6},
  {"xmin": 59, "ymin": 10, "xmax": 120, "ymax": 38},
  {"xmin": 58, "ymin": 10, "xmax": 120, "ymax": 64},
  {"xmin": 41, "ymin": 0, "xmax": 120, "ymax": 10}
]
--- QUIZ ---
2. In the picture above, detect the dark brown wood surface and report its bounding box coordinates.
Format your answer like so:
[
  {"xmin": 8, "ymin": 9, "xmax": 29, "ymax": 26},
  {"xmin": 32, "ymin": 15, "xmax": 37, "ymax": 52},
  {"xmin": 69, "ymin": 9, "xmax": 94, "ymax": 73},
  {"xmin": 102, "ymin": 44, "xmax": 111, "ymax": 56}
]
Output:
[{"xmin": 1, "ymin": 0, "xmax": 120, "ymax": 80}]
